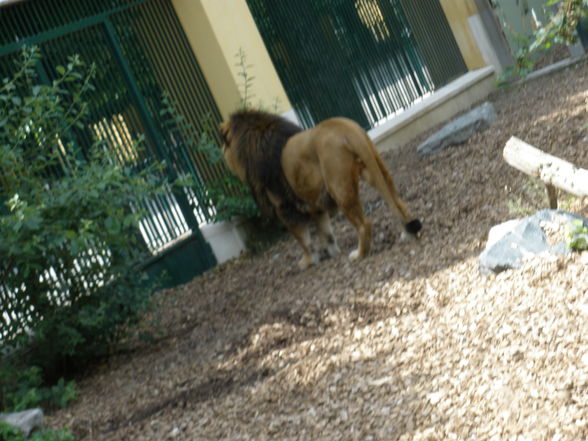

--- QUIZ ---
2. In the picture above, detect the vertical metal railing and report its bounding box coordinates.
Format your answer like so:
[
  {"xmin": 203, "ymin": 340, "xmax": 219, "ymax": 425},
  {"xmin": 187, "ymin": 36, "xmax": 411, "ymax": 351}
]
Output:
[
  {"xmin": 0, "ymin": 0, "xmax": 227, "ymax": 246},
  {"xmin": 398, "ymin": 0, "xmax": 468, "ymax": 88},
  {"xmin": 246, "ymin": 0, "xmax": 467, "ymax": 129},
  {"xmin": 0, "ymin": 0, "xmax": 221, "ymax": 305},
  {"xmin": 110, "ymin": 0, "xmax": 229, "ymax": 222}
]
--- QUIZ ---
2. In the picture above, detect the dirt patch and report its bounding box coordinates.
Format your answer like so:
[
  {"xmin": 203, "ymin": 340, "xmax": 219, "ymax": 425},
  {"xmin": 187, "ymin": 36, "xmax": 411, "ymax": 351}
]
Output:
[{"xmin": 49, "ymin": 59, "xmax": 588, "ymax": 441}]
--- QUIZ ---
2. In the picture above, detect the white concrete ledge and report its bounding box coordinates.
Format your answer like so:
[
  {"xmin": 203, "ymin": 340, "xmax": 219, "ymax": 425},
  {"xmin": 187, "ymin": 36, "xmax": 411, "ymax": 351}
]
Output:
[
  {"xmin": 369, "ymin": 66, "xmax": 496, "ymax": 152},
  {"xmin": 201, "ymin": 220, "xmax": 247, "ymax": 264},
  {"xmin": 524, "ymin": 55, "xmax": 585, "ymax": 82}
]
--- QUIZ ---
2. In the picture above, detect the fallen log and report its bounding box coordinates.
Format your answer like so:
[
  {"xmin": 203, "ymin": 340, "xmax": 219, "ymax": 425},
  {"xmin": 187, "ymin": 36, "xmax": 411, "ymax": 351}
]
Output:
[{"xmin": 503, "ymin": 136, "xmax": 588, "ymax": 208}]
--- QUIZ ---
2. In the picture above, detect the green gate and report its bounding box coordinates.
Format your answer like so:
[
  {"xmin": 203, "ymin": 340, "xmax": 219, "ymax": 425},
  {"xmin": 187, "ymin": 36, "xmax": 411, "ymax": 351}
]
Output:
[
  {"xmin": 246, "ymin": 0, "xmax": 468, "ymax": 129},
  {"xmin": 0, "ymin": 0, "xmax": 225, "ymax": 287}
]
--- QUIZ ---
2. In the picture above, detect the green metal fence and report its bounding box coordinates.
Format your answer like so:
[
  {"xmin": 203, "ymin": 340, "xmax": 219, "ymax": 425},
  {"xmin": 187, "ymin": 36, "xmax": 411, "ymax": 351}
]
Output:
[
  {"xmin": 0, "ymin": 0, "xmax": 225, "ymax": 287},
  {"xmin": 246, "ymin": 0, "xmax": 468, "ymax": 129}
]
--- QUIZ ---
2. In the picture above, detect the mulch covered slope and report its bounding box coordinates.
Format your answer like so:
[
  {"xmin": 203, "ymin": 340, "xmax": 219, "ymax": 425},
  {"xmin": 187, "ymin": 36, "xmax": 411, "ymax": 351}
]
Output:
[{"xmin": 51, "ymin": 59, "xmax": 588, "ymax": 441}]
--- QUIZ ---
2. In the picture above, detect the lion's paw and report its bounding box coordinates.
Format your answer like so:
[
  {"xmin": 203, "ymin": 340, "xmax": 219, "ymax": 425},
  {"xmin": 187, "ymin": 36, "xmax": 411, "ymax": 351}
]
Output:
[
  {"xmin": 298, "ymin": 253, "xmax": 319, "ymax": 270},
  {"xmin": 348, "ymin": 249, "xmax": 361, "ymax": 261}
]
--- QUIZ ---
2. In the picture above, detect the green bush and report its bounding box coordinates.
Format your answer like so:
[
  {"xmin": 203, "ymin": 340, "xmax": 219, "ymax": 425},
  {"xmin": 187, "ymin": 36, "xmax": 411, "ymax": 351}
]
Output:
[
  {"xmin": 0, "ymin": 366, "xmax": 75, "ymax": 412},
  {"xmin": 0, "ymin": 366, "xmax": 75, "ymax": 440},
  {"xmin": 530, "ymin": 0, "xmax": 588, "ymax": 53},
  {"xmin": 0, "ymin": 47, "xmax": 165, "ymax": 382}
]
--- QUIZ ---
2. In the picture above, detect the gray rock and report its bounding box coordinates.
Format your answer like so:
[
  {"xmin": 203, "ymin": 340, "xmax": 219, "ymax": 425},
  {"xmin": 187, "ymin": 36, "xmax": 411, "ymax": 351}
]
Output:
[
  {"xmin": 479, "ymin": 210, "xmax": 588, "ymax": 275},
  {"xmin": 417, "ymin": 102, "xmax": 497, "ymax": 156},
  {"xmin": 0, "ymin": 408, "xmax": 44, "ymax": 437}
]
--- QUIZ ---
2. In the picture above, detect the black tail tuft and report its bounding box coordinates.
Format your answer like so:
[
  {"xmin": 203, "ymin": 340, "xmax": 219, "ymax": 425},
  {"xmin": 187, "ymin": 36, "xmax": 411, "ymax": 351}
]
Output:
[{"xmin": 405, "ymin": 219, "xmax": 422, "ymax": 235}]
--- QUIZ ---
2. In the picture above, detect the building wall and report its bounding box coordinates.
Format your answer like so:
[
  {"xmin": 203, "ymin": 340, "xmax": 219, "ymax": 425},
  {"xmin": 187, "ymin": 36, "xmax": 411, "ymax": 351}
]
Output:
[
  {"xmin": 171, "ymin": 0, "xmax": 291, "ymax": 119},
  {"xmin": 439, "ymin": 0, "xmax": 487, "ymax": 71},
  {"xmin": 171, "ymin": 0, "xmax": 490, "ymax": 121},
  {"xmin": 491, "ymin": 0, "xmax": 551, "ymax": 53}
]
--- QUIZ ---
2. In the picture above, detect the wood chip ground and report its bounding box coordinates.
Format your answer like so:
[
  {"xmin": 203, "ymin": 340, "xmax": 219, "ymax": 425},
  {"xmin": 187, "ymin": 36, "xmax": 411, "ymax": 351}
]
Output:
[{"xmin": 50, "ymin": 59, "xmax": 588, "ymax": 441}]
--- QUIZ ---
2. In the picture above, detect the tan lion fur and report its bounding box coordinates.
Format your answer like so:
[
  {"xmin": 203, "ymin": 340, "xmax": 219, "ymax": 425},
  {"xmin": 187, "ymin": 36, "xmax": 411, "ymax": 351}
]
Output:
[{"xmin": 220, "ymin": 109, "xmax": 421, "ymax": 269}]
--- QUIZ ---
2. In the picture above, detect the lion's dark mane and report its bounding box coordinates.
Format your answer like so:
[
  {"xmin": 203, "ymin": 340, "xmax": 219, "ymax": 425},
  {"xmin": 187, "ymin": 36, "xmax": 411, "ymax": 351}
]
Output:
[{"xmin": 228, "ymin": 109, "xmax": 313, "ymax": 223}]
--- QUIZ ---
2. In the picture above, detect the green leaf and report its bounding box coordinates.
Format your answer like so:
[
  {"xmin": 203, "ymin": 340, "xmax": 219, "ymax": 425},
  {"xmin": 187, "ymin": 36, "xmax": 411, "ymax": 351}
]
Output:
[
  {"xmin": 104, "ymin": 216, "xmax": 121, "ymax": 234},
  {"xmin": 24, "ymin": 215, "xmax": 42, "ymax": 230}
]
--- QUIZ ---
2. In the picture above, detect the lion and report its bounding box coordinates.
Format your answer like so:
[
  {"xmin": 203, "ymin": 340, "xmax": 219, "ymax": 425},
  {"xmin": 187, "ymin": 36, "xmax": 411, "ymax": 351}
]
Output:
[{"xmin": 219, "ymin": 109, "xmax": 422, "ymax": 269}]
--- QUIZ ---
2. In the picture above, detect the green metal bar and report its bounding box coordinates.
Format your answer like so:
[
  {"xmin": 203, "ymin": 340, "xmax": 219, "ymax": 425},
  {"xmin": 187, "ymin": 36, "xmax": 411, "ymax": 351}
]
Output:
[
  {"xmin": 0, "ymin": 0, "xmax": 151, "ymax": 57},
  {"xmin": 398, "ymin": 0, "xmax": 466, "ymax": 87},
  {"xmin": 102, "ymin": 20, "xmax": 164, "ymax": 161},
  {"xmin": 92, "ymin": 25, "xmax": 190, "ymax": 240},
  {"xmin": 103, "ymin": 17, "xmax": 201, "ymax": 233},
  {"xmin": 132, "ymin": 1, "xmax": 221, "ymax": 185},
  {"xmin": 115, "ymin": 0, "xmax": 222, "ymax": 221},
  {"xmin": 246, "ymin": 0, "xmax": 457, "ymax": 129}
]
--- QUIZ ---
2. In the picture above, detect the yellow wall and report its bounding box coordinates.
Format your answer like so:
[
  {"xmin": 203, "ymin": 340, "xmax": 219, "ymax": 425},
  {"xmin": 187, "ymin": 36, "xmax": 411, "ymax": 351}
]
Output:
[
  {"xmin": 171, "ymin": 0, "xmax": 291, "ymax": 120},
  {"xmin": 439, "ymin": 0, "xmax": 487, "ymax": 70}
]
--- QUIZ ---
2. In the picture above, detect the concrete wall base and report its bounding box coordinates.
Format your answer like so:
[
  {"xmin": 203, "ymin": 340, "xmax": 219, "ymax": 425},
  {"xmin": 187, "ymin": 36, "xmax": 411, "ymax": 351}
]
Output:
[
  {"xmin": 370, "ymin": 66, "xmax": 496, "ymax": 153},
  {"xmin": 201, "ymin": 221, "xmax": 247, "ymax": 264}
]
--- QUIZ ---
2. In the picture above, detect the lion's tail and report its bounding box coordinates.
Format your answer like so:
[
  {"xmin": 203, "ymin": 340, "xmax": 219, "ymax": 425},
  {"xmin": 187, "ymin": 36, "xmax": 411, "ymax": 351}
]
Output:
[{"xmin": 352, "ymin": 132, "xmax": 422, "ymax": 235}]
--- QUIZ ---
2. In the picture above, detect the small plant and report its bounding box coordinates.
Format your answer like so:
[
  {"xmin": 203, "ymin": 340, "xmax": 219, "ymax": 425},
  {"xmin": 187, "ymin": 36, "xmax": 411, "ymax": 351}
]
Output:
[
  {"xmin": 498, "ymin": 0, "xmax": 588, "ymax": 84},
  {"xmin": 0, "ymin": 366, "xmax": 75, "ymax": 441},
  {"xmin": 568, "ymin": 219, "xmax": 588, "ymax": 251},
  {"xmin": 235, "ymin": 47, "xmax": 256, "ymax": 109},
  {"xmin": 497, "ymin": 35, "xmax": 536, "ymax": 86},
  {"xmin": 234, "ymin": 48, "xmax": 283, "ymax": 112}
]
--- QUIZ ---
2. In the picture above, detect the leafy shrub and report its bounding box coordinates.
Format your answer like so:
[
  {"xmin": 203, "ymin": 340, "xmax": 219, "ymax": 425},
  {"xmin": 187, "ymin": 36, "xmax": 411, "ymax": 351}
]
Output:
[
  {"xmin": 530, "ymin": 0, "xmax": 588, "ymax": 53},
  {"xmin": 0, "ymin": 366, "xmax": 75, "ymax": 412},
  {"xmin": 0, "ymin": 46, "xmax": 165, "ymax": 380}
]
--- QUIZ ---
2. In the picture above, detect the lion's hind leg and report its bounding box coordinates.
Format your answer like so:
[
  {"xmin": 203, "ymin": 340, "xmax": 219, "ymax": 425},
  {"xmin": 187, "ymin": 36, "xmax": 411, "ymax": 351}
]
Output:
[
  {"xmin": 314, "ymin": 211, "xmax": 340, "ymax": 259},
  {"xmin": 346, "ymin": 210, "xmax": 372, "ymax": 261},
  {"xmin": 323, "ymin": 169, "xmax": 372, "ymax": 261},
  {"xmin": 287, "ymin": 222, "xmax": 319, "ymax": 270}
]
